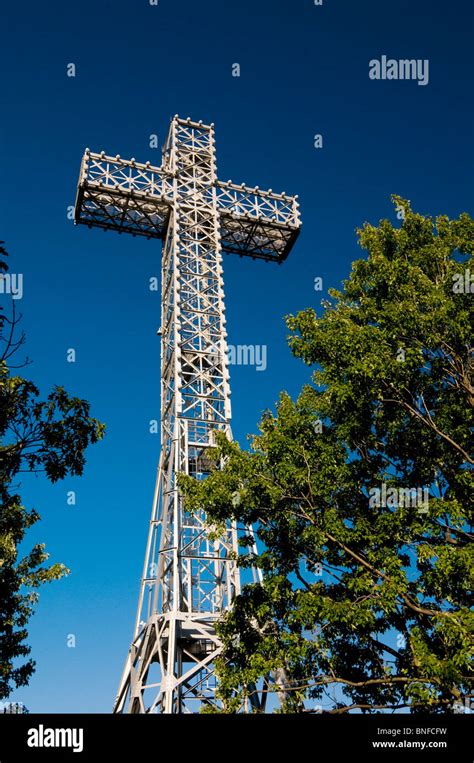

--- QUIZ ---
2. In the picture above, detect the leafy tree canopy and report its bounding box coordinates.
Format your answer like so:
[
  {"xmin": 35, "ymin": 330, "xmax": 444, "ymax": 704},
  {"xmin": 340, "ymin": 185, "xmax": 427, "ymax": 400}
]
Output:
[
  {"xmin": 0, "ymin": 242, "xmax": 105, "ymax": 698},
  {"xmin": 179, "ymin": 198, "xmax": 473, "ymax": 713}
]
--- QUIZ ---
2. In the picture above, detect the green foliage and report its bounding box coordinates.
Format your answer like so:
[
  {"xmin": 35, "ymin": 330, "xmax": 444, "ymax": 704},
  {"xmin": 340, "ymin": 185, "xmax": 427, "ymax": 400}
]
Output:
[
  {"xmin": 0, "ymin": 490, "xmax": 67, "ymax": 697},
  {"xmin": 179, "ymin": 198, "xmax": 473, "ymax": 713},
  {"xmin": 0, "ymin": 243, "xmax": 105, "ymax": 698}
]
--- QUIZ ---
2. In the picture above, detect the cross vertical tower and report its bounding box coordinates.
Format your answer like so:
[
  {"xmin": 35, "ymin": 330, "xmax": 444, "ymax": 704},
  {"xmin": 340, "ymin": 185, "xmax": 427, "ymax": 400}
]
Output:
[{"xmin": 74, "ymin": 115, "xmax": 301, "ymax": 713}]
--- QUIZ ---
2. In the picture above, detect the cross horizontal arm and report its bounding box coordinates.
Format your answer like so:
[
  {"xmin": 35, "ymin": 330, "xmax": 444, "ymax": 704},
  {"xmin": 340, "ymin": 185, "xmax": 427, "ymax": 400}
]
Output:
[
  {"xmin": 215, "ymin": 180, "xmax": 300, "ymax": 262},
  {"xmin": 74, "ymin": 150, "xmax": 301, "ymax": 262},
  {"xmin": 74, "ymin": 150, "xmax": 172, "ymax": 239}
]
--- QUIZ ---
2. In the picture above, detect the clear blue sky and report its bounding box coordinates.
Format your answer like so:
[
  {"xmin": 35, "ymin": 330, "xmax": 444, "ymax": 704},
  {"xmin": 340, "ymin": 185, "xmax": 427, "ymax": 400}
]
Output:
[{"xmin": 1, "ymin": 0, "xmax": 472, "ymax": 712}]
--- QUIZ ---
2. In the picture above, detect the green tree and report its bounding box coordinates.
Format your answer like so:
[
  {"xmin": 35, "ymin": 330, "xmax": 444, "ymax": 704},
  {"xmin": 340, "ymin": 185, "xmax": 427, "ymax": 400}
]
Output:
[
  {"xmin": 179, "ymin": 198, "xmax": 473, "ymax": 713},
  {"xmin": 0, "ymin": 243, "xmax": 105, "ymax": 698}
]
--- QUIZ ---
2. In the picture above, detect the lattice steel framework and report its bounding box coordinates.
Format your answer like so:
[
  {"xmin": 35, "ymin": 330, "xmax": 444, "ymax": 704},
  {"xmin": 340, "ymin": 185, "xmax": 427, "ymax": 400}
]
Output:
[{"xmin": 74, "ymin": 116, "xmax": 301, "ymax": 713}]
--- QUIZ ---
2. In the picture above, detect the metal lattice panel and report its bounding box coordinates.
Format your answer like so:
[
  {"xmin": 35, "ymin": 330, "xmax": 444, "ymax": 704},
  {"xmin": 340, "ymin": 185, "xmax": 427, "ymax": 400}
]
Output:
[{"xmin": 74, "ymin": 115, "xmax": 301, "ymax": 713}]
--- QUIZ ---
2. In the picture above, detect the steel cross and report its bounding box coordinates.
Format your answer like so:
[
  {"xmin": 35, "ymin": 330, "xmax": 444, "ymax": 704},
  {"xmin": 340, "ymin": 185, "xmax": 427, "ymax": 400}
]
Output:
[{"xmin": 74, "ymin": 115, "xmax": 301, "ymax": 713}]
